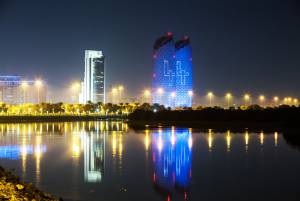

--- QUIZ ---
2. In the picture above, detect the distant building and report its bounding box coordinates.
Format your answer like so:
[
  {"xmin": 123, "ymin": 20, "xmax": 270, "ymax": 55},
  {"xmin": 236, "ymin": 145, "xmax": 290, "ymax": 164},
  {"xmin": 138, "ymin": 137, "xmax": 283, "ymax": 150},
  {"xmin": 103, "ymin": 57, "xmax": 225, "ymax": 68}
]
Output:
[
  {"xmin": 0, "ymin": 76, "xmax": 47, "ymax": 104},
  {"xmin": 152, "ymin": 33, "xmax": 193, "ymax": 108},
  {"xmin": 0, "ymin": 76, "xmax": 22, "ymax": 104},
  {"xmin": 83, "ymin": 50, "xmax": 105, "ymax": 103}
]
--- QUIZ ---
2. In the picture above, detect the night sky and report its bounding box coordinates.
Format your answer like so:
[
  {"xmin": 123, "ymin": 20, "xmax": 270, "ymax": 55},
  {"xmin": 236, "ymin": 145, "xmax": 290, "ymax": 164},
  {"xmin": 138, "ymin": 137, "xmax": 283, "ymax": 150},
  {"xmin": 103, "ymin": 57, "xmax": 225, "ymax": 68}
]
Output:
[{"xmin": 0, "ymin": 0, "xmax": 300, "ymax": 100}]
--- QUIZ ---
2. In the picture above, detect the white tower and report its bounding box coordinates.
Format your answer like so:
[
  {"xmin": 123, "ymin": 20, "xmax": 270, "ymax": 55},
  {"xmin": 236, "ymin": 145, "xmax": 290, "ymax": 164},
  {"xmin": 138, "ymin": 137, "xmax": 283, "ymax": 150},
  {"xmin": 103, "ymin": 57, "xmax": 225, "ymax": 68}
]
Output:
[{"xmin": 83, "ymin": 50, "xmax": 105, "ymax": 103}]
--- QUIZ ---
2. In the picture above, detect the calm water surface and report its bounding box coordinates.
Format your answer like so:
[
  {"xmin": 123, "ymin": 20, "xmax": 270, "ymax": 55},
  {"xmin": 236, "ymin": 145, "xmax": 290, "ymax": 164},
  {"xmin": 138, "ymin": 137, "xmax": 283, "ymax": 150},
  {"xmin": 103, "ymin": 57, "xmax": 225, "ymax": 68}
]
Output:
[{"xmin": 0, "ymin": 121, "xmax": 299, "ymax": 201}]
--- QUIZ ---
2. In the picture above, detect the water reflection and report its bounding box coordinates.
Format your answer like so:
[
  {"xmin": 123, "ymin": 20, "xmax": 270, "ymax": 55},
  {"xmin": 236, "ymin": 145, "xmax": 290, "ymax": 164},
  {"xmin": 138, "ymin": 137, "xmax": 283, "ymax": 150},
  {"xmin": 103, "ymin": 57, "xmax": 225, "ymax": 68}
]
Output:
[
  {"xmin": 83, "ymin": 131, "xmax": 105, "ymax": 183},
  {"xmin": 0, "ymin": 121, "xmax": 126, "ymax": 185},
  {"xmin": 151, "ymin": 128, "xmax": 192, "ymax": 200},
  {"xmin": 1, "ymin": 122, "xmax": 298, "ymax": 201}
]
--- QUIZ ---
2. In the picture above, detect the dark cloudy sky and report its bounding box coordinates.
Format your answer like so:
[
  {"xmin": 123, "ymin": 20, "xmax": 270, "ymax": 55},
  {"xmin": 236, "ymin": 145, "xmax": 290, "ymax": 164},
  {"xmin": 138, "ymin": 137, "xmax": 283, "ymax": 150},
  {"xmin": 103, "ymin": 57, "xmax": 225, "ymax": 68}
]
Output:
[{"xmin": 0, "ymin": 0, "xmax": 299, "ymax": 99}]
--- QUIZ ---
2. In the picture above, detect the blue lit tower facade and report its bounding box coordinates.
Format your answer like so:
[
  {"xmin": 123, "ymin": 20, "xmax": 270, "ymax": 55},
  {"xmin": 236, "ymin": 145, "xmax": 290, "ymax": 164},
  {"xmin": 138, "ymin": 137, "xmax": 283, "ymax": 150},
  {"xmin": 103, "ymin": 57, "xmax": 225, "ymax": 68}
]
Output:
[
  {"xmin": 175, "ymin": 37, "xmax": 193, "ymax": 107},
  {"xmin": 152, "ymin": 33, "xmax": 193, "ymax": 108},
  {"xmin": 152, "ymin": 33, "xmax": 176, "ymax": 107}
]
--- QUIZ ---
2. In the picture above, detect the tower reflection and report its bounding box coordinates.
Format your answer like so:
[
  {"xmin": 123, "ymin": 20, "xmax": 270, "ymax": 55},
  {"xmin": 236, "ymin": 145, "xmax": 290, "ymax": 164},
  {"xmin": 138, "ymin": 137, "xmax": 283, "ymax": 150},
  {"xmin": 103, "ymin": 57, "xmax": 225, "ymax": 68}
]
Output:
[
  {"xmin": 151, "ymin": 128, "xmax": 192, "ymax": 201},
  {"xmin": 83, "ymin": 131, "xmax": 105, "ymax": 183}
]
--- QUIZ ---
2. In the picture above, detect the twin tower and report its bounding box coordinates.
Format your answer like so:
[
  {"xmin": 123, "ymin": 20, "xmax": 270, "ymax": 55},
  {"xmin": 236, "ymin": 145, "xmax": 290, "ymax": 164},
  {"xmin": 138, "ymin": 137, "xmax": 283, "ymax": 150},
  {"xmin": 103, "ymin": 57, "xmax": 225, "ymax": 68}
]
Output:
[{"xmin": 152, "ymin": 32, "xmax": 193, "ymax": 108}]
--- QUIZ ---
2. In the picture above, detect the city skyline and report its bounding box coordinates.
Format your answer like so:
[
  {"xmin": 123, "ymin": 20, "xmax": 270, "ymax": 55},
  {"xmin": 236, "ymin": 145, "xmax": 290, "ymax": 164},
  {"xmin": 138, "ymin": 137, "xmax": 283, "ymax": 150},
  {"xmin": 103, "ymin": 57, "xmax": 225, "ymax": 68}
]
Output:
[{"xmin": 0, "ymin": 0, "xmax": 300, "ymax": 101}]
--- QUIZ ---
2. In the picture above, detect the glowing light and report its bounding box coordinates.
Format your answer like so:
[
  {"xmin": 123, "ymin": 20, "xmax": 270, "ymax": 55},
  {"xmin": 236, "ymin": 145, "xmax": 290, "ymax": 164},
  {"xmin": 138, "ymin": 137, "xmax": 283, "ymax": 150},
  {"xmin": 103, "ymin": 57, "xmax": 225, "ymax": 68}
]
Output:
[
  {"xmin": 157, "ymin": 136, "xmax": 163, "ymax": 152},
  {"xmin": 207, "ymin": 92, "xmax": 214, "ymax": 106},
  {"xmin": 244, "ymin": 94, "xmax": 251, "ymax": 106},
  {"xmin": 274, "ymin": 132, "xmax": 278, "ymax": 147},
  {"xmin": 118, "ymin": 85, "xmax": 124, "ymax": 91},
  {"xmin": 259, "ymin": 95, "xmax": 265, "ymax": 102},
  {"xmin": 245, "ymin": 131, "xmax": 249, "ymax": 152},
  {"xmin": 226, "ymin": 93, "xmax": 232, "ymax": 108},
  {"xmin": 293, "ymin": 98, "xmax": 298, "ymax": 105},
  {"xmin": 144, "ymin": 89, "xmax": 151, "ymax": 97},
  {"xmin": 260, "ymin": 132, "xmax": 264, "ymax": 145},
  {"xmin": 188, "ymin": 135, "xmax": 193, "ymax": 150},
  {"xmin": 208, "ymin": 129, "xmax": 213, "ymax": 151},
  {"xmin": 171, "ymin": 133, "xmax": 176, "ymax": 146},
  {"xmin": 144, "ymin": 130, "xmax": 150, "ymax": 151},
  {"xmin": 35, "ymin": 80, "xmax": 43, "ymax": 87},
  {"xmin": 171, "ymin": 91, "xmax": 176, "ymax": 98},
  {"xmin": 157, "ymin": 88, "xmax": 164, "ymax": 95},
  {"xmin": 273, "ymin": 96, "xmax": 279, "ymax": 102},
  {"xmin": 21, "ymin": 81, "xmax": 29, "ymax": 89},
  {"xmin": 112, "ymin": 88, "xmax": 118, "ymax": 94},
  {"xmin": 71, "ymin": 82, "xmax": 80, "ymax": 91},
  {"xmin": 226, "ymin": 131, "xmax": 231, "ymax": 152},
  {"xmin": 188, "ymin": 90, "xmax": 193, "ymax": 97}
]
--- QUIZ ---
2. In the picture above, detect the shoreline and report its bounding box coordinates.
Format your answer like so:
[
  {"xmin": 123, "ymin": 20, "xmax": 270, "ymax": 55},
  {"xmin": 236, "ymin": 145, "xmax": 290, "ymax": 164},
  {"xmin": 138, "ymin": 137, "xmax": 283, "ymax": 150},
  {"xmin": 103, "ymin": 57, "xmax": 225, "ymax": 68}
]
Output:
[
  {"xmin": 126, "ymin": 120, "xmax": 300, "ymax": 133},
  {"xmin": 0, "ymin": 166, "xmax": 61, "ymax": 200},
  {"xmin": 0, "ymin": 115, "xmax": 124, "ymax": 123}
]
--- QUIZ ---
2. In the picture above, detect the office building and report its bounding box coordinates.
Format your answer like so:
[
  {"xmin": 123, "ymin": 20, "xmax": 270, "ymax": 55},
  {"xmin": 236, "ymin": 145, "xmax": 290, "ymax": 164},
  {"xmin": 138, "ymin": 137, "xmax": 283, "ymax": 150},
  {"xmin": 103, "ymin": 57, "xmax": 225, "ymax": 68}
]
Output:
[
  {"xmin": 152, "ymin": 32, "xmax": 176, "ymax": 107},
  {"xmin": 0, "ymin": 76, "xmax": 46, "ymax": 104},
  {"xmin": 83, "ymin": 50, "xmax": 105, "ymax": 103},
  {"xmin": 175, "ymin": 37, "xmax": 193, "ymax": 107},
  {"xmin": 152, "ymin": 33, "xmax": 193, "ymax": 108}
]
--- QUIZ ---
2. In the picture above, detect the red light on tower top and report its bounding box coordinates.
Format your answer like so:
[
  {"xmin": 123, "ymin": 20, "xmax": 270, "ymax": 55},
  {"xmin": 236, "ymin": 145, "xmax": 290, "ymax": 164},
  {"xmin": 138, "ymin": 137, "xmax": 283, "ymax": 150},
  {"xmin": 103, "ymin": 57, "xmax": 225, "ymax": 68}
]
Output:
[
  {"xmin": 184, "ymin": 35, "xmax": 189, "ymax": 40},
  {"xmin": 167, "ymin": 32, "xmax": 173, "ymax": 36}
]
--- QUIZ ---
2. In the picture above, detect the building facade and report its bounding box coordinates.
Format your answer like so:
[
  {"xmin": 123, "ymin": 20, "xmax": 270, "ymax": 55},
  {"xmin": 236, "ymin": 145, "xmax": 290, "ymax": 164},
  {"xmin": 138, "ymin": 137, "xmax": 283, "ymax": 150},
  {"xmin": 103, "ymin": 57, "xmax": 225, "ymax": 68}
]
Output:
[
  {"xmin": 83, "ymin": 50, "xmax": 105, "ymax": 103},
  {"xmin": 152, "ymin": 33, "xmax": 176, "ymax": 107},
  {"xmin": 0, "ymin": 76, "xmax": 46, "ymax": 104},
  {"xmin": 175, "ymin": 37, "xmax": 193, "ymax": 107},
  {"xmin": 152, "ymin": 33, "xmax": 193, "ymax": 108},
  {"xmin": 0, "ymin": 76, "xmax": 22, "ymax": 104}
]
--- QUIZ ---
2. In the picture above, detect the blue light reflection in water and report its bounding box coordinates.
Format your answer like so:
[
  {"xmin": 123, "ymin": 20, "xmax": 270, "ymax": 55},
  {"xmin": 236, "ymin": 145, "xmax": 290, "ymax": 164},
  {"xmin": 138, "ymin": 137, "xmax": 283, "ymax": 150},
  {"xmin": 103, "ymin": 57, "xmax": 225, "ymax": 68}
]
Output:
[{"xmin": 151, "ymin": 128, "xmax": 192, "ymax": 200}]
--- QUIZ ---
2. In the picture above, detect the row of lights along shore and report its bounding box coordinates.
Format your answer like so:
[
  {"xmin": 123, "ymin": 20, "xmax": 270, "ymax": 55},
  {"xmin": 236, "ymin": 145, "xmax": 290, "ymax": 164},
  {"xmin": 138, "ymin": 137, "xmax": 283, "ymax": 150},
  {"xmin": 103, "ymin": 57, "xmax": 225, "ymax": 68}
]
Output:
[{"xmin": 68, "ymin": 82, "xmax": 298, "ymax": 106}]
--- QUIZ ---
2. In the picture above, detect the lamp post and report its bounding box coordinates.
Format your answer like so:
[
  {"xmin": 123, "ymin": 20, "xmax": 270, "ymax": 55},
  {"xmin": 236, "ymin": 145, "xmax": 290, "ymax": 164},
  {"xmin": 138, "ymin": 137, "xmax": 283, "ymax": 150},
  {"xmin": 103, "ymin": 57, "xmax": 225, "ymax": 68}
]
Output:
[
  {"xmin": 143, "ymin": 89, "xmax": 151, "ymax": 103},
  {"xmin": 244, "ymin": 94, "xmax": 251, "ymax": 106},
  {"xmin": 71, "ymin": 82, "xmax": 81, "ymax": 103},
  {"xmin": 35, "ymin": 80, "xmax": 43, "ymax": 104},
  {"xmin": 188, "ymin": 90, "xmax": 193, "ymax": 107},
  {"xmin": 157, "ymin": 88, "xmax": 164, "ymax": 104},
  {"xmin": 225, "ymin": 93, "xmax": 232, "ymax": 108},
  {"xmin": 118, "ymin": 85, "xmax": 124, "ymax": 103},
  {"xmin": 293, "ymin": 98, "xmax": 298, "ymax": 106},
  {"xmin": 112, "ymin": 88, "xmax": 118, "ymax": 103},
  {"xmin": 21, "ymin": 81, "xmax": 28, "ymax": 103},
  {"xmin": 207, "ymin": 92, "xmax": 213, "ymax": 107},
  {"xmin": 273, "ymin": 96, "xmax": 279, "ymax": 107},
  {"xmin": 259, "ymin": 95, "xmax": 265, "ymax": 107},
  {"xmin": 171, "ymin": 91, "xmax": 176, "ymax": 107}
]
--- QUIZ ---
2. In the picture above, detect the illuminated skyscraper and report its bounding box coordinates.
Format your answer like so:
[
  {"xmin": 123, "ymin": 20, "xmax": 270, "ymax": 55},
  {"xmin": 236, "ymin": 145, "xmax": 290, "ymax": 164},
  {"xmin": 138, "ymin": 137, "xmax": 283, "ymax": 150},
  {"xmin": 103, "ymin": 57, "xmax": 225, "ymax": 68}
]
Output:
[
  {"xmin": 175, "ymin": 37, "xmax": 193, "ymax": 107},
  {"xmin": 152, "ymin": 33, "xmax": 193, "ymax": 108},
  {"xmin": 152, "ymin": 32, "xmax": 176, "ymax": 107},
  {"xmin": 83, "ymin": 50, "xmax": 105, "ymax": 103}
]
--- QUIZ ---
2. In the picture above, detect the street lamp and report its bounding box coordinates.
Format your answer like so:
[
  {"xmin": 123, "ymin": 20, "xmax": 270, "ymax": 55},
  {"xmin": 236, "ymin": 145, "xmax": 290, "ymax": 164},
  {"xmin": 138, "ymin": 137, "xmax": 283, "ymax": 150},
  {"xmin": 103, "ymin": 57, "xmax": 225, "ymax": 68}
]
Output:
[
  {"xmin": 188, "ymin": 90, "xmax": 193, "ymax": 106},
  {"xmin": 21, "ymin": 81, "xmax": 29, "ymax": 103},
  {"xmin": 259, "ymin": 95, "xmax": 265, "ymax": 107},
  {"xmin": 293, "ymin": 98, "xmax": 298, "ymax": 105},
  {"xmin": 157, "ymin": 88, "xmax": 164, "ymax": 95},
  {"xmin": 207, "ymin": 92, "xmax": 213, "ymax": 107},
  {"xmin": 143, "ymin": 89, "xmax": 151, "ymax": 103},
  {"xmin": 71, "ymin": 82, "xmax": 81, "ymax": 103},
  {"xmin": 273, "ymin": 96, "xmax": 279, "ymax": 106},
  {"xmin": 225, "ymin": 93, "xmax": 232, "ymax": 108},
  {"xmin": 244, "ymin": 94, "xmax": 251, "ymax": 106},
  {"xmin": 171, "ymin": 91, "xmax": 176, "ymax": 98},
  {"xmin": 112, "ymin": 88, "xmax": 118, "ymax": 103},
  {"xmin": 118, "ymin": 85, "xmax": 124, "ymax": 103},
  {"xmin": 35, "ymin": 80, "xmax": 43, "ymax": 103}
]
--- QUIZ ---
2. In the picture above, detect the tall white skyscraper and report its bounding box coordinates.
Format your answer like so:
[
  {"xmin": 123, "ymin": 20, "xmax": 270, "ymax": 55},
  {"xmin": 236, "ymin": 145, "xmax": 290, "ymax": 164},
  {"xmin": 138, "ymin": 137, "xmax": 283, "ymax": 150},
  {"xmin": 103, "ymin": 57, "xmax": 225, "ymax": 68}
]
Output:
[{"xmin": 83, "ymin": 50, "xmax": 105, "ymax": 103}]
